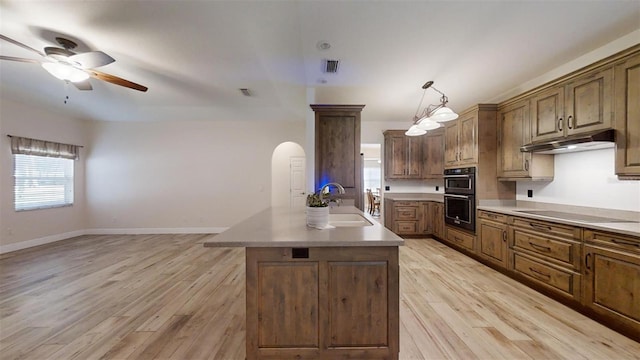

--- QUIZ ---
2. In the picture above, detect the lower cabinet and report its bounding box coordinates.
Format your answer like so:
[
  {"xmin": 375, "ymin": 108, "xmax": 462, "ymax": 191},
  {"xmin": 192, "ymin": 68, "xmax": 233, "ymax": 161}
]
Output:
[
  {"xmin": 478, "ymin": 211, "xmax": 509, "ymax": 267},
  {"xmin": 431, "ymin": 202, "xmax": 445, "ymax": 240},
  {"xmin": 444, "ymin": 226, "xmax": 476, "ymax": 252},
  {"xmin": 246, "ymin": 246, "xmax": 399, "ymax": 359},
  {"xmin": 583, "ymin": 230, "xmax": 640, "ymax": 337},
  {"xmin": 385, "ymin": 199, "xmax": 444, "ymax": 238}
]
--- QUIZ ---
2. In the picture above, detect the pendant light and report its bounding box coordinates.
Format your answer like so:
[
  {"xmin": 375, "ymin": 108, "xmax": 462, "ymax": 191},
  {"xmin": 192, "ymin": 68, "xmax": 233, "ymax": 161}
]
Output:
[{"xmin": 406, "ymin": 81, "xmax": 458, "ymax": 136}]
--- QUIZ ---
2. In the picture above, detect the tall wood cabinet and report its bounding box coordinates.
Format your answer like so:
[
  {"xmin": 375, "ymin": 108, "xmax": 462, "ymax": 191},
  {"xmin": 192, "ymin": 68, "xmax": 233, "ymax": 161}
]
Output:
[
  {"xmin": 311, "ymin": 105, "xmax": 364, "ymax": 210},
  {"xmin": 422, "ymin": 129, "xmax": 444, "ymax": 179},
  {"xmin": 444, "ymin": 109, "xmax": 479, "ymax": 167},
  {"xmin": 530, "ymin": 67, "xmax": 613, "ymax": 143},
  {"xmin": 614, "ymin": 51, "xmax": 640, "ymax": 179},
  {"xmin": 383, "ymin": 130, "xmax": 422, "ymax": 179},
  {"xmin": 497, "ymin": 99, "xmax": 554, "ymax": 180}
]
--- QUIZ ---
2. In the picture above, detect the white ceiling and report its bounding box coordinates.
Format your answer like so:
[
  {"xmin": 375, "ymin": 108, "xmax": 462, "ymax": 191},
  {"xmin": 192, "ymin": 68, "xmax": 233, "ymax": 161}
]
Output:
[{"xmin": 1, "ymin": 1, "xmax": 638, "ymax": 124}]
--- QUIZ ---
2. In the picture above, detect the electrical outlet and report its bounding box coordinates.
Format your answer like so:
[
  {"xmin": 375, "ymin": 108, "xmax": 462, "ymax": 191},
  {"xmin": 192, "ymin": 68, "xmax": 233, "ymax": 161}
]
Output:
[
  {"xmin": 435, "ymin": 186, "xmax": 439, "ymax": 191},
  {"xmin": 385, "ymin": 186, "xmax": 390, "ymax": 191},
  {"xmin": 527, "ymin": 189, "xmax": 533, "ymax": 198}
]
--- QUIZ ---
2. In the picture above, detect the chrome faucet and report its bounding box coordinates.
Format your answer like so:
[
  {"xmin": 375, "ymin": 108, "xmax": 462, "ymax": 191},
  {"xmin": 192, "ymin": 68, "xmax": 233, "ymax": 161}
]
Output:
[{"xmin": 319, "ymin": 182, "xmax": 345, "ymax": 206}]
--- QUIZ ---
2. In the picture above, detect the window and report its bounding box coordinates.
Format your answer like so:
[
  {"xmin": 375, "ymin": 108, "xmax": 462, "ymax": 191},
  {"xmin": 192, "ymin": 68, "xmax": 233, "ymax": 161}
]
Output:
[
  {"xmin": 14, "ymin": 154, "xmax": 74, "ymax": 211},
  {"xmin": 10, "ymin": 136, "xmax": 79, "ymax": 211}
]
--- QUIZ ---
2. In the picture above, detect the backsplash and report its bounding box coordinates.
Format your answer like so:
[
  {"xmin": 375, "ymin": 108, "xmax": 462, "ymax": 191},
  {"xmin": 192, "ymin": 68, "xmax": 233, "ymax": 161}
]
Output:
[
  {"xmin": 516, "ymin": 147, "xmax": 639, "ymax": 212},
  {"xmin": 383, "ymin": 179, "xmax": 444, "ymax": 194}
]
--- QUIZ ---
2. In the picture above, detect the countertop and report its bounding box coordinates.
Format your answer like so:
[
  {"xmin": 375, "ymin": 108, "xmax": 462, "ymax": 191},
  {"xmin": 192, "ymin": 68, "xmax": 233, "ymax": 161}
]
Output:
[
  {"xmin": 478, "ymin": 202, "xmax": 640, "ymax": 237},
  {"xmin": 383, "ymin": 192, "xmax": 444, "ymax": 202},
  {"xmin": 203, "ymin": 206, "xmax": 404, "ymax": 248}
]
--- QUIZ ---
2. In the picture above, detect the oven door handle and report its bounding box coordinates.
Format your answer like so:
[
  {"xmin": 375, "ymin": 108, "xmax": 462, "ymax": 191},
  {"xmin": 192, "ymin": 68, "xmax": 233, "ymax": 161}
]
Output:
[
  {"xmin": 444, "ymin": 175, "xmax": 472, "ymax": 178},
  {"xmin": 444, "ymin": 194, "xmax": 471, "ymax": 199}
]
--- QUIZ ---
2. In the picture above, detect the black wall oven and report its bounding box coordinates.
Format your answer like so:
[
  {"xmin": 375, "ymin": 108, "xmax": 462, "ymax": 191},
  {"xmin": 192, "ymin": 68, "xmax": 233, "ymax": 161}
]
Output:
[{"xmin": 444, "ymin": 167, "xmax": 476, "ymax": 232}]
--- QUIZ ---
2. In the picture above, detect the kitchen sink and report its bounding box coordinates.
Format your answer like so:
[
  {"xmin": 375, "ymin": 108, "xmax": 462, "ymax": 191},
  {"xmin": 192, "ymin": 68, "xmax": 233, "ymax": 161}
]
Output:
[
  {"xmin": 514, "ymin": 210, "xmax": 639, "ymax": 223},
  {"xmin": 328, "ymin": 213, "xmax": 373, "ymax": 227}
]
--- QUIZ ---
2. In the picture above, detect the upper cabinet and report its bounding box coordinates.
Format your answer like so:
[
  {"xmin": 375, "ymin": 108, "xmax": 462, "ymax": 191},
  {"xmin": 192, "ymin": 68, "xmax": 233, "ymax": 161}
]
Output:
[
  {"xmin": 444, "ymin": 104, "xmax": 497, "ymax": 169},
  {"xmin": 497, "ymin": 99, "xmax": 554, "ymax": 180},
  {"xmin": 531, "ymin": 67, "xmax": 613, "ymax": 143},
  {"xmin": 311, "ymin": 104, "xmax": 365, "ymax": 209},
  {"xmin": 422, "ymin": 129, "xmax": 444, "ymax": 179},
  {"xmin": 614, "ymin": 51, "xmax": 640, "ymax": 179},
  {"xmin": 383, "ymin": 130, "xmax": 422, "ymax": 179}
]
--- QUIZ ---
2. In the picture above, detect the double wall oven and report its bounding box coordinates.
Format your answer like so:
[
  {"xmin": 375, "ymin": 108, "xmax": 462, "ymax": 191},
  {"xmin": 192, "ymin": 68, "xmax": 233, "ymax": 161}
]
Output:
[{"xmin": 444, "ymin": 167, "xmax": 476, "ymax": 232}]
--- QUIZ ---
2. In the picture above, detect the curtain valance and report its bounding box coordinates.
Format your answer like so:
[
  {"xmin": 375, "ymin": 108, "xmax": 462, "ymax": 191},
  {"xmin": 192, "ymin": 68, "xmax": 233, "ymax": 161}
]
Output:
[{"xmin": 9, "ymin": 135, "xmax": 80, "ymax": 160}]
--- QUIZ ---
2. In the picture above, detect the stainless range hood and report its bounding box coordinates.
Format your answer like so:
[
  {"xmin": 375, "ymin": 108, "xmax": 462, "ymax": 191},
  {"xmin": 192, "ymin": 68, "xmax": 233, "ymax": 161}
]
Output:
[{"xmin": 520, "ymin": 129, "xmax": 615, "ymax": 154}]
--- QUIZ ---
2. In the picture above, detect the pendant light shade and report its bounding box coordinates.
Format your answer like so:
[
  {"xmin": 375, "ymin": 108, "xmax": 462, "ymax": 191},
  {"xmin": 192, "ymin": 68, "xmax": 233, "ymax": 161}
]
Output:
[
  {"xmin": 429, "ymin": 106, "xmax": 459, "ymax": 122},
  {"xmin": 405, "ymin": 124, "xmax": 427, "ymax": 136},
  {"xmin": 416, "ymin": 117, "xmax": 441, "ymax": 130}
]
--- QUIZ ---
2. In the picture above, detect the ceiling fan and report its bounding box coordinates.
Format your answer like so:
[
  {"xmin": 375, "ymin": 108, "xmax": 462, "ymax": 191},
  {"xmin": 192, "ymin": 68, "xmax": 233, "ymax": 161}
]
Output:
[{"xmin": 0, "ymin": 34, "xmax": 148, "ymax": 92}]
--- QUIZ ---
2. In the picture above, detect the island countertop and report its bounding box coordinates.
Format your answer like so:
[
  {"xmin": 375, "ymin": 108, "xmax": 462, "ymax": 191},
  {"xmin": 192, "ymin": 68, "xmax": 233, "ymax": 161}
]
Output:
[{"xmin": 203, "ymin": 206, "xmax": 404, "ymax": 248}]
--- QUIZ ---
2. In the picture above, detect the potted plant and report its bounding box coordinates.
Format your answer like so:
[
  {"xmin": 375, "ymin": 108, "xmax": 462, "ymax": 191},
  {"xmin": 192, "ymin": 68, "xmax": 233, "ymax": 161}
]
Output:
[{"xmin": 306, "ymin": 192, "xmax": 329, "ymax": 227}]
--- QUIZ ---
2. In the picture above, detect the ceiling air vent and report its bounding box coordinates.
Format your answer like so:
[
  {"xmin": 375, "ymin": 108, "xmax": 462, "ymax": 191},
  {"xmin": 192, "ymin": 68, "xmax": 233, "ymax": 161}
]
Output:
[
  {"xmin": 323, "ymin": 59, "xmax": 340, "ymax": 73},
  {"xmin": 239, "ymin": 88, "xmax": 251, "ymax": 96}
]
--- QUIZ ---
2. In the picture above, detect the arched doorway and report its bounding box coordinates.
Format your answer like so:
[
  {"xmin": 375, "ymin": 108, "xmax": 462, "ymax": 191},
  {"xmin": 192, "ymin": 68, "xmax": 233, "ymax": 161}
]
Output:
[{"xmin": 271, "ymin": 142, "xmax": 306, "ymax": 207}]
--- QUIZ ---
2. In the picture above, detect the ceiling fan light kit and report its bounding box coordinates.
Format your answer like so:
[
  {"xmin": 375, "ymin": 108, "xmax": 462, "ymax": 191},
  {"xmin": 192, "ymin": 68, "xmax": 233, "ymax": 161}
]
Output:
[
  {"xmin": 405, "ymin": 80, "xmax": 458, "ymax": 136},
  {"xmin": 41, "ymin": 62, "xmax": 89, "ymax": 82},
  {"xmin": 0, "ymin": 34, "xmax": 147, "ymax": 92}
]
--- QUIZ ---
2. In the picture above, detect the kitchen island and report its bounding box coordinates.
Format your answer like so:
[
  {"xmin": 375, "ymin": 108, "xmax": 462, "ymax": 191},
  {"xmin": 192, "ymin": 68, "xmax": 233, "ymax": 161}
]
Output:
[{"xmin": 204, "ymin": 206, "xmax": 403, "ymax": 360}]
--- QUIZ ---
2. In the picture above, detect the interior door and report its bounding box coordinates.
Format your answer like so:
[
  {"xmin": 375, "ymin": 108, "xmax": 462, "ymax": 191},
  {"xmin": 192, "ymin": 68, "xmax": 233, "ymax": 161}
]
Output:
[{"xmin": 290, "ymin": 157, "xmax": 306, "ymax": 208}]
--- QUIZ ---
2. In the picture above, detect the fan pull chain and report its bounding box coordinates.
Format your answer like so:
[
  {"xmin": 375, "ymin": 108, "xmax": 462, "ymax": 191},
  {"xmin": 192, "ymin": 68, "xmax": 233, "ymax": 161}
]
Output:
[{"xmin": 63, "ymin": 81, "xmax": 69, "ymax": 104}]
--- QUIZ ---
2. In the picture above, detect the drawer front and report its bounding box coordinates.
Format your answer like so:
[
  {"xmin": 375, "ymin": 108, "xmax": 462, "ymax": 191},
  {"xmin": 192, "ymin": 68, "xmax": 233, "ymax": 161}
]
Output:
[
  {"xmin": 395, "ymin": 206, "xmax": 419, "ymax": 220},
  {"xmin": 394, "ymin": 221, "xmax": 418, "ymax": 234},
  {"xmin": 445, "ymin": 227, "xmax": 475, "ymax": 251},
  {"xmin": 513, "ymin": 253, "xmax": 580, "ymax": 298},
  {"xmin": 511, "ymin": 217, "xmax": 581, "ymax": 240},
  {"xmin": 513, "ymin": 229, "xmax": 579, "ymax": 269},
  {"xmin": 584, "ymin": 230, "xmax": 640, "ymax": 255},
  {"xmin": 478, "ymin": 210, "xmax": 508, "ymax": 223}
]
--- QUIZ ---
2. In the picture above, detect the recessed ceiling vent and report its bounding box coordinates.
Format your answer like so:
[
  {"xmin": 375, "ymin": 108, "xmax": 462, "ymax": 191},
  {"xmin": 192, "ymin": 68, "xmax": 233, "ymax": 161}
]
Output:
[
  {"xmin": 239, "ymin": 88, "xmax": 251, "ymax": 96},
  {"xmin": 323, "ymin": 59, "xmax": 340, "ymax": 73}
]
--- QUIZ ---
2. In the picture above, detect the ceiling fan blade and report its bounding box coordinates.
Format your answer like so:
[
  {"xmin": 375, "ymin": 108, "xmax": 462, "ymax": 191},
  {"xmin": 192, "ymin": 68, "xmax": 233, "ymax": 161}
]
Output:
[
  {"xmin": 0, "ymin": 34, "xmax": 45, "ymax": 57},
  {"xmin": 72, "ymin": 79, "xmax": 93, "ymax": 91},
  {"xmin": 87, "ymin": 69, "xmax": 148, "ymax": 92},
  {"xmin": 69, "ymin": 51, "xmax": 115, "ymax": 69},
  {"xmin": 0, "ymin": 55, "xmax": 42, "ymax": 64}
]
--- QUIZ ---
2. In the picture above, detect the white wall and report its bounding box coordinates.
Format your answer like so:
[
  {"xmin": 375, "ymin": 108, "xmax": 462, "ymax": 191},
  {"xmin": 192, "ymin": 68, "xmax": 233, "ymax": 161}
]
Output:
[
  {"xmin": 0, "ymin": 98, "xmax": 89, "ymax": 249},
  {"xmin": 517, "ymin": 148, "xmax": 640, "ymax": 211},
  {"xmin": 86, "ymin": 119, "xmax": 304, "ymax": 231}
]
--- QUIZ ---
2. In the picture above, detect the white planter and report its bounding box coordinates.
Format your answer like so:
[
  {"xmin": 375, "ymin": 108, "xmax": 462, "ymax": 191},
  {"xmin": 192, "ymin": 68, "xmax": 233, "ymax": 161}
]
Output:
[{"xmin": 306, "ymin": 206, "xmax": 329, "ymax": 227}]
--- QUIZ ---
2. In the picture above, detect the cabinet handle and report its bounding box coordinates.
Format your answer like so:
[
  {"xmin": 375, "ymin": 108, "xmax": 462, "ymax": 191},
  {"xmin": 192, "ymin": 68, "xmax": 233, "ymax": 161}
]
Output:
[
  {"xmin": 502, "ymin": 230, "xmax": 507, "ymax": 242},
  {"xmin": 529, "ymin": 222, "xmax": 552, "ymax": 232},
  {"xmin": 529, "ymin": 242, "xmax": 552, "ymax": 252},
  {"xmin": 453, "ymin": 236, "xmax": 462, "ymax": 242},
  {"xmin": 529, "ymin": 267, "xmax": 551, "ymax": 280},
  {"xmin": 585, "ymin": 253, "xmax": 592, "ymax": 270},
  {"xmin": 611, "ymin": 238, "xmax": 640, "ymax": 247},
  {"xmin": 558, "ymin": 118, "xmax": 563, "ymax": 131},
  {"xmin": 567, "ymin": 115, "xmax": 573, "ymax": 129},
  {"xmin": 524, "ymin": 160, "xmax": 529, "ymax": 171}
]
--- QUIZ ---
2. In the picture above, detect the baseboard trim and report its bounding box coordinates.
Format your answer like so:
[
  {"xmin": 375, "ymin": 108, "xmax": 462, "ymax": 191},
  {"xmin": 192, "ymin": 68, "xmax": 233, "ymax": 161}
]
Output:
[
  {"xmin": 0, "ymin": 230, "xmax": 86, "ymax": 254},
  {"xmin": 0, "ymin": 227, "xmax": 229, "ymax": 254}
]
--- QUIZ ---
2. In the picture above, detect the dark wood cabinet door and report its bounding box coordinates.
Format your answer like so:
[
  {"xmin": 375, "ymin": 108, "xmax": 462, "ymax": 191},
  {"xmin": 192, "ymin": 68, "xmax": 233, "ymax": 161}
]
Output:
[
  {"xmin": 406, "ymin": 136, "xmax": 422, "ymax": 178},
  {"xmin": 316, "ymin": 114, "xmax": 357, "ymax": 187},
  {"xmin": 498, "ymin": 100, "xmax": 531, "ymax": 177},
  {"xmin": 478, "ymin": 219, "xmax": 508, "ymax": 267},
  {"xmin": 615, "ymin": 52, "xmax": 640, "ymax": 178},
  {"xmin": 458, "ymin": 113, "xmax": 478, "ymax": 165},
  {"xmin": 386, "ymin": 133, "xmax": 408, "ymax": 178},
  {"xmin": 444, "ymin": 121, "xmax": 459, "ymax": 167},
  {"xmin": 566, "ymin": 67, "xmax": 613, "ymax": 135},
  {"xmin": 531, "ymin": 86, "xmax": 564, "ymax": 142},
  {"xmin": 423, "ymin": 130, "xmax": 444, "ymax": 179},
  {"xmin": 583, "ymin": 245, "xmax": 640, "ymax": 334}
]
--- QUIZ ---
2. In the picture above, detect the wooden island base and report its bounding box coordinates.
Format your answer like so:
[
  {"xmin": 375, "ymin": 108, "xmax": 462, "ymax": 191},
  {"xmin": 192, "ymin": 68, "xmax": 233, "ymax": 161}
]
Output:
[{"xmin": 245, "ymin": 246, "xmax": 399, "ymax": 360}]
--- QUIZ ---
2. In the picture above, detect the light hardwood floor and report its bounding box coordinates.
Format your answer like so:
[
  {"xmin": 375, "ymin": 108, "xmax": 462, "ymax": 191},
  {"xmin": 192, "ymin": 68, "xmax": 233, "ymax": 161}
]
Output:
[{"xmin": 1, "ymin": 234, "xmax": 638, "ymax": 359}]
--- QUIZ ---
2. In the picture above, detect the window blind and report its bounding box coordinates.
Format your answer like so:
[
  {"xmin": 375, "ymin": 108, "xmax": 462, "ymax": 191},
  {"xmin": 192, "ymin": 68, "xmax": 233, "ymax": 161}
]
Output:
[{"xmin": 14, "ymin": 154, "xmax": 74, "ymax": 211}]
